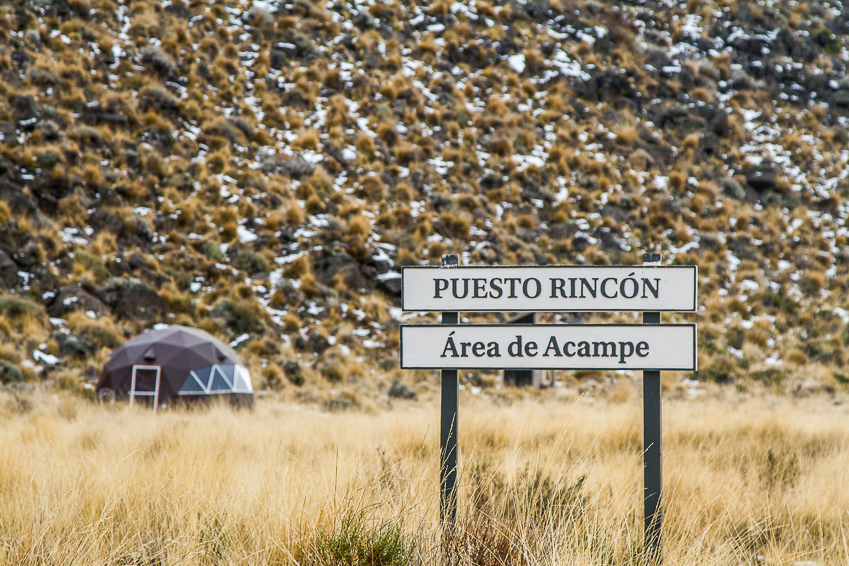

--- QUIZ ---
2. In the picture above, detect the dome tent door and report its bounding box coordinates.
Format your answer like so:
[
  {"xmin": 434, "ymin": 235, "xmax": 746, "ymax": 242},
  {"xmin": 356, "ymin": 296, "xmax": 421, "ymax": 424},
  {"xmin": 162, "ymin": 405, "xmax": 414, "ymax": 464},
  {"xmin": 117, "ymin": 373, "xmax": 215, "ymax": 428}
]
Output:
[{"xmin": 130, "ymin": 365, "xmax": 161, "ymax": 412}]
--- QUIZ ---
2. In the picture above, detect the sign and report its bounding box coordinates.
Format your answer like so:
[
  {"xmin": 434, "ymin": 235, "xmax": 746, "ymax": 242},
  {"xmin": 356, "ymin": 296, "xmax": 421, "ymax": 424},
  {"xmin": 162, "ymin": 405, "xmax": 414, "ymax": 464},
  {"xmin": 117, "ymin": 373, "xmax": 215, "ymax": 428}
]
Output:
[
  {"xmin": 402, "ymin": 265, "xmax": 697, "ymax": 312},
  {"xmin": 400, "ymin": 324, "xmax": 697, "ymax": 371}
]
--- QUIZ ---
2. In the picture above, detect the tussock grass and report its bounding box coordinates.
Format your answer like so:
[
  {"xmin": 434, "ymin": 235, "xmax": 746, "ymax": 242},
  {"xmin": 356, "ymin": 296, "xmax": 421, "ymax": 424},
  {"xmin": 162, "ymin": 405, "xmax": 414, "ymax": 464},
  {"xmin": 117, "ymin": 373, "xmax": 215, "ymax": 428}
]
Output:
[{"xmin": 0, "ymin": 395, "xmax": 846, "ymax": 565}]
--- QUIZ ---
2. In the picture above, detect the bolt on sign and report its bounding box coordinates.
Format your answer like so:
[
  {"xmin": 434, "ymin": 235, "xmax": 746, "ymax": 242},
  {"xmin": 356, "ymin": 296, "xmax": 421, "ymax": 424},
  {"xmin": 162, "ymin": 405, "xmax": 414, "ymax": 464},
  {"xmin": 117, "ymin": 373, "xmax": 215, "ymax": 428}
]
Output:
[
  {"xmin": 402, "ymin": 265, "xmax": 697, "ymax": 312},
  {"xmin": 401, "ymin": 257, "xmax": 698, "ymax": 566}
]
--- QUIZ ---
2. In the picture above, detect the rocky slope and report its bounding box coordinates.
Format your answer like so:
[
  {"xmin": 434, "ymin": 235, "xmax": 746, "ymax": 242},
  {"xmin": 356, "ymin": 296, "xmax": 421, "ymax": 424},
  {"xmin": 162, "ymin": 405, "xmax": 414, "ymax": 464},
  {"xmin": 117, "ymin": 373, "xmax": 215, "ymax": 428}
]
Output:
[{"xmin": 2, "ymin": 0, "xmax": 849, "ymax": 402}]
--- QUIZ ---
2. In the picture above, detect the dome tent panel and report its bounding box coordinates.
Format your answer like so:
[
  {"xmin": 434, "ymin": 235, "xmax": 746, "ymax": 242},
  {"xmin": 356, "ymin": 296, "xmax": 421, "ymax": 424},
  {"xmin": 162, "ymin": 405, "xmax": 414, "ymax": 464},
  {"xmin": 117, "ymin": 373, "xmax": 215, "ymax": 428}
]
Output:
[
  {"xmin": 209, "ymin": 367, "xmax": 232, "ymax": 392},
  {"xmin": 154, "ymin": 347, "xmax": 222, "ymax": 373},
  {"xmin": 233, "ymin": 366, "xmax": 253, "ymax": 393},
  {"xmin": 179, "ymin": 370, "xmax": 207, "ymax": 393}
]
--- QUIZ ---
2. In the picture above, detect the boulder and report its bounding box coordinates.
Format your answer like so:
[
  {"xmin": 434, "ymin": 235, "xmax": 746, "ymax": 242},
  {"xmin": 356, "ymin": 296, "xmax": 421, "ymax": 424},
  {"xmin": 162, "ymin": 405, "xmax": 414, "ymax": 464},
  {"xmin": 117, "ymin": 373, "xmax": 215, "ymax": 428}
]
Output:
[
  {"xmin": 0, "ymin": 122, "xmax": 17, "ymax": 146},
  {"xmin": 742, "ymin": 166, "xmax": 777, "ymax": 192},
  {"xmin": 48, "ymin": 285, "xmax": 109, "ymax": 318},
  {"xmin": 307, "ymin": 331, "xmax": 331, "ymax": 355},
  {"xmin": 377, "ymin": 274, "xmax": 402, "ymax": 295},
  {"xmin": 0, "ymin": 250, "xmax": 21, "ymax": 289},
  {"xmin": 832, "ymin": 89, "xmax": 849, "ymax": 107},
  {"xmin": 89, "ymin": 209, "xmax": 124, "ymax": 235},
  {"xmin": 721, "ymin": 177, "xmax": 747, "ymax": 200},
  {"xmin": 61, "ymin": 334, "xmax": 96, "ymax": 358},
  {"xmin": 97, "ymin": 278, "xmax": 167, "ymax": 323}
]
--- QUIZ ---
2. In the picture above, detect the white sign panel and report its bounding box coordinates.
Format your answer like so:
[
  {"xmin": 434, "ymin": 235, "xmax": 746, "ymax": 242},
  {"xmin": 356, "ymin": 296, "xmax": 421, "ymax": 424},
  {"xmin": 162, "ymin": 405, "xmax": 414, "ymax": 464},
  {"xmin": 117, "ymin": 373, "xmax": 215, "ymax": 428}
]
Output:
[
  {"xmin": 400, "ymin": 324, "xmax": 697, "ymax": 370},
  {"xmin": 402, "ymin": 266, "xmax": 697, "ymax": 312}
]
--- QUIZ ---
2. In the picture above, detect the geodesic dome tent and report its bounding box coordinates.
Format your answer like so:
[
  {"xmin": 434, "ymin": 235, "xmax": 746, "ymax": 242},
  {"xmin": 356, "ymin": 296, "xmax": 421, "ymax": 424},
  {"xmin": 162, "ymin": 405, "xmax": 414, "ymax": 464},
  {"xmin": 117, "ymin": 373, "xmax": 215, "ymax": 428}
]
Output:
[{"xmin": 96, "ymin": 325, "xmax": 253, "ymax": 410}]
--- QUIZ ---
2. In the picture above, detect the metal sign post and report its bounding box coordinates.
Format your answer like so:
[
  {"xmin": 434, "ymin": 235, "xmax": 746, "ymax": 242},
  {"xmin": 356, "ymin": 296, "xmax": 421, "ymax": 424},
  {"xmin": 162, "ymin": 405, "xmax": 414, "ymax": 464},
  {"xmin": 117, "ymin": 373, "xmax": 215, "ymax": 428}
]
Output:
[
  {"xmin": 439, "ymin": 255, "xmax": 459, "ymax": 535},
  {"xmin": 642, "ymin": 253, "xmax": 663, "ymax": 564}
]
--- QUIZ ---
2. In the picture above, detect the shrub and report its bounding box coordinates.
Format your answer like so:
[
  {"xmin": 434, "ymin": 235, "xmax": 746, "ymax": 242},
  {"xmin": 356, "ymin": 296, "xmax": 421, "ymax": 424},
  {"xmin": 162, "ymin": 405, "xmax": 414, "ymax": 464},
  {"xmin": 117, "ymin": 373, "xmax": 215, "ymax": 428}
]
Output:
[
  {"xmin": 210, "ymin": 299, "xmax": 265, "ymax": 335},
  {"xmin": 233, "ymin": 249, "xmax": 270, "ymax": 275},
  {"xmin": 281, "ymin": 360, "xmax": 304, "ymax": 386},
  {"xmin": 320, "ymin": 363, "xmax": 343, "ymax": 382},
  {"xmin": 616, "ymin": 125, "xmax": 638, "ymax": 145},
  {"xmin": 201, "ymin": 241, "xmax": 226, "ymax": 262},
  {"xmin": 0, "ymin": 360, "xmax": 23, "ymax": 384},
  {"xmin": 438, "ymin": 211, "xmax": 471, "ymax": 239},
  {"xmin": 76, "ymin": 251, "xmax": 110, "ymax": 281},
  {"xmin": 139, "ymin": 85, "xmax": 179, "ymax": 111},
  {"xmin": 0, "ymin": 295, "xmax": 43, "ymax": 321},
  {"xmin": 302, "ymin": 512, "xmax": 411, "ymax": 566},
  {"xmin": 140, "ymin": 45, "xmax": 177, "ymax": 77}
]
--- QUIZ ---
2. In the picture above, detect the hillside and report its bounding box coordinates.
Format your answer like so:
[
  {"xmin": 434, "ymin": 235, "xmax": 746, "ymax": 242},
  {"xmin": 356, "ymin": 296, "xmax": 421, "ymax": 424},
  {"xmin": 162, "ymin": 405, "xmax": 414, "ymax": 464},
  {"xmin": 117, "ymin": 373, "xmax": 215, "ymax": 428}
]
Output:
[{"xmin": 2, "ymin": 0, "xmax": 849, "ymax": 401}]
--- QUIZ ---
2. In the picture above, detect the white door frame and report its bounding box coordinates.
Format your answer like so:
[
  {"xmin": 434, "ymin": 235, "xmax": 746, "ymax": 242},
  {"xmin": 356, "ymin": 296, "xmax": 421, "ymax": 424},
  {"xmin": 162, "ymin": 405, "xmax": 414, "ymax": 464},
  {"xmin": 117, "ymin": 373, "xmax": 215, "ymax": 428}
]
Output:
[{"xmin": 130, "ymin": 365, "xmax": 162, "ymax": 413}]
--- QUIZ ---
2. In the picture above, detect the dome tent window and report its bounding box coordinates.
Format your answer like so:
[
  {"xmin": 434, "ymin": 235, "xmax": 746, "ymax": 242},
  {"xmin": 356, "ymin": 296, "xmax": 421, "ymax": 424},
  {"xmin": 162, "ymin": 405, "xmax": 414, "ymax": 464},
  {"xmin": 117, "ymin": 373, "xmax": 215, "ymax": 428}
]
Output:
[
  {"xmin": 97, "ymin": 325, "xmax": 254, "ymax": 409},
  {"xmin": 179, "ymin": 364, "xmax": 254, "ymax": 395}
]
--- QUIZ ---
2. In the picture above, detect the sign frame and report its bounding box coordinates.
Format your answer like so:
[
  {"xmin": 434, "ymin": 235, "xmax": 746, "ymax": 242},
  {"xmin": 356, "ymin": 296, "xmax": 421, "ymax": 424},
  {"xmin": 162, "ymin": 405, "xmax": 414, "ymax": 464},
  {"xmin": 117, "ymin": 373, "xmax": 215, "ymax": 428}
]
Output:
[
  {"xmin": 400, "ymin": 323, "xmax": 697, "ymax": 371},
  {"xmin": 410, "ymin": 253, "xmax": 692, "ymax": 565},
  {"xmin": 401, "ymin": 264, "xmax": 698, "ymax": 313}
]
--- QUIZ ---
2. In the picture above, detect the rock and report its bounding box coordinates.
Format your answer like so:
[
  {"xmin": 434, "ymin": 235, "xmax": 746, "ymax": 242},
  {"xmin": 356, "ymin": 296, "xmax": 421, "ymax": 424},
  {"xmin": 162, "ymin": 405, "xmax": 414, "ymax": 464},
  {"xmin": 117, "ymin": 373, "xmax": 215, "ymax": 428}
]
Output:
[
  {"xmin": 10, "ymin": 95, "xmax": 37, "ymax": 124},
  {"xmin": 89, "ymin": 209, "xmax": 124, "ymax": 235},
  {"xmin": 269, "ymin": 48, "xmax": 292, "ymax": 70},
  {"xmin": 388, "ymin": 379, "xmax": 417, "ymax": 399},
  {"xmin": 38, "ymin": 120, "xmax": 62, "ymax": 141},
  {"xmin": 548, "ymin": 222, "xmax": 578, "ymax": 241},
  {"xmin": 97, "ymin": 278, "xmax": 167, "ymax": 323},
  {"xmin": 742, "ymin": 166, "xmax": 777, "ymax": 192},
  {"xmin": 521, "ymin": 0, "xmax": 550, "ymax": 19},
  {"xmin": 11, "ymin": 49, "xmax": 30, "ymax": 69},
  {"xmin": 832, "ymin": 89, "xmax": 849, "ymax": 107},
  {"xmin": 307, "ymin": 331, "xmax": 331, "ymax": 355},
  {"xmin": 0, "ymin": 360, "xmax": 23, "ymax": 384},
  {"xmin": 0, "ymin": 122, "xmax": 17, "ymax": 146},
  {"xmin": 601, "ymin": 204, "xmax": 630, "ymax": 223},
  {"xmin": 11, "ymin": 242, "xmax": 41, "ymax": 268},
  {"xmin": 722, "ymin": 177, "xmax": 747, "ymax": 200},
  {"xmin": 260, "ymin": 154, "xmax": 315, "ymax": 178},
  {"xmin": 353, "ymin": 11, "xmax": 377, "ymax": 29},
  {"xmin": 61, "ymin": 334, "xmax": 96, "ymax": 358},
  {"xmin": 127, "ymin": 253, "xmax": 147, "ymax": 270},
  {"xmin": 134, "ymin": 215, "xmax": 155, "ymax": 241},
  {"xmin": 377, "ymin": 274, "xmax": 402, "ymax": 295},
  {"xmin": 27, "ymin": 266, "xmax": 60, "ymax": 298},
  {"xmin": 0, "ymin": 250, "xmax": 21, "ymax": 289},
  {"xmin": 48, "ymin": 285, "xmax": 109, "ymax": 318}
]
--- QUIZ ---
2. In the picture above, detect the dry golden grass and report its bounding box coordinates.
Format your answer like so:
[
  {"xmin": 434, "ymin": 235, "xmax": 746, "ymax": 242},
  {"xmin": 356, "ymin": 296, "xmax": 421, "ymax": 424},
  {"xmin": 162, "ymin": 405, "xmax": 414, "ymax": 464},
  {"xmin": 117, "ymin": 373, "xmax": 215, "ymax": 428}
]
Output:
[{"xmin": 0, "ymin": 392, "xmax": 847, "ymax": 565}]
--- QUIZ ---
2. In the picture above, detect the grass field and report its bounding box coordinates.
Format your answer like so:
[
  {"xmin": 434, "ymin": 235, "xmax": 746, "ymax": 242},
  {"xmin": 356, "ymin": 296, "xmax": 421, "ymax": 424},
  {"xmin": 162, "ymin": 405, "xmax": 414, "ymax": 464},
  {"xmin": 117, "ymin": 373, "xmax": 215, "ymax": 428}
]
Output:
[{"xmin": 0, "ymin": 389, "xmax": 847, "ymax": 565}]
